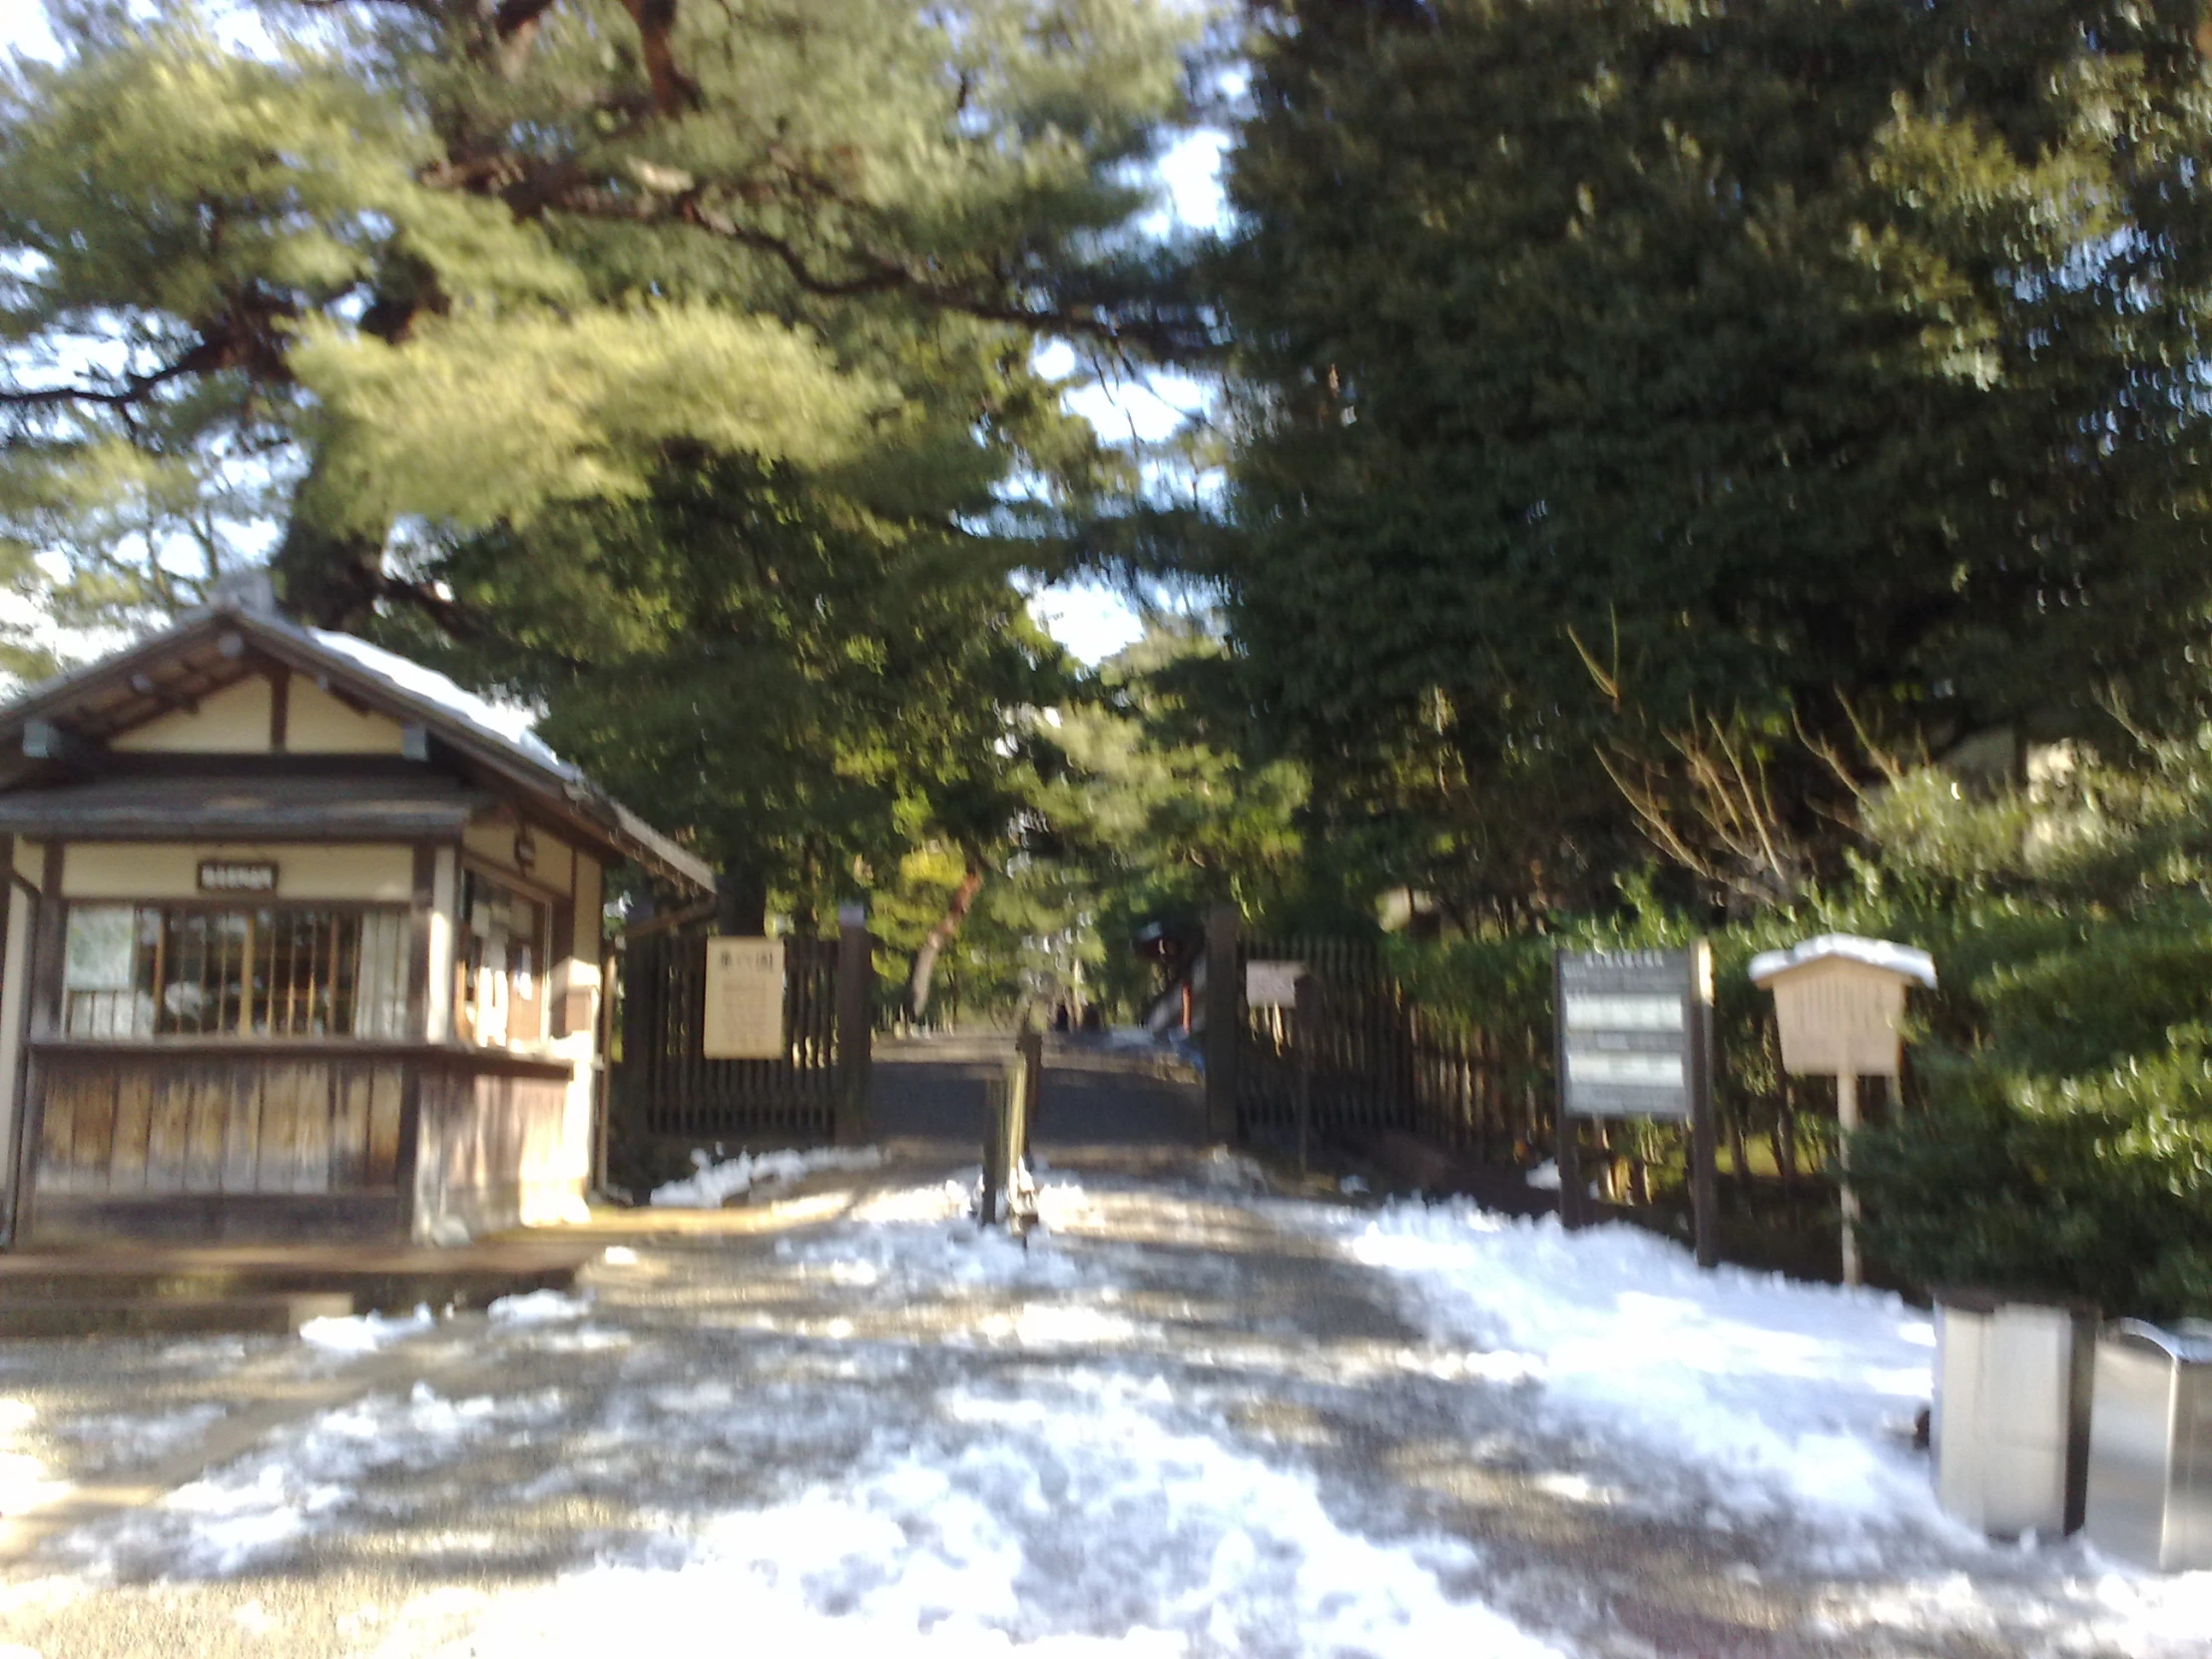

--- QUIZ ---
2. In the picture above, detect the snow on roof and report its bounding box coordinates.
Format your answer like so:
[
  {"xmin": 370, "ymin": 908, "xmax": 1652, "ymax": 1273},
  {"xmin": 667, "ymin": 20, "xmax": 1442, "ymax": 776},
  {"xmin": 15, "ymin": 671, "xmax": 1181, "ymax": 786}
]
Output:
[
  {"xmin": 1748, "ymin": 934, "xmax": 1937, "ymax": 989},
  {"xmin": 301, "ymin": 625, "xmax": 577, "ymax": 781}
]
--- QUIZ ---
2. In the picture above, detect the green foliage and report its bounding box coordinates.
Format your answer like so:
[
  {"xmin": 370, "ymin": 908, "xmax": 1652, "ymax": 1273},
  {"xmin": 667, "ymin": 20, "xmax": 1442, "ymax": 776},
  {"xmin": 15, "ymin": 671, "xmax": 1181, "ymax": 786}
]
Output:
[
  {"xmin": 1211, "ymin": 0, "xmax": 2212, "ymax": 918},
  {"xmin": 1043, "ymin": 617, "xmax": 1315, "ymax": 1014},
  {"xmin": 1, "ymin": 0, "xmax": 1205, "ymax": 632}
]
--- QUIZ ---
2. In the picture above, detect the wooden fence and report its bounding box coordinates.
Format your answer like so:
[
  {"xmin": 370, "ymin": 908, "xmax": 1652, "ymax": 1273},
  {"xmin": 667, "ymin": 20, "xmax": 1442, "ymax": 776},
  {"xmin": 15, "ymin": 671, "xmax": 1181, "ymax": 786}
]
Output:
[
  {"xmin": 612, "ymin": 929, "xmax": 869, "ymax": 1149},
  {"xmin": 1218, "ymin": 915, "xmax": 1855, "ymax": 1209},
  {"xmin": 1234, "ymin": 935, "xmax": 1551, "ymax": 1158}
]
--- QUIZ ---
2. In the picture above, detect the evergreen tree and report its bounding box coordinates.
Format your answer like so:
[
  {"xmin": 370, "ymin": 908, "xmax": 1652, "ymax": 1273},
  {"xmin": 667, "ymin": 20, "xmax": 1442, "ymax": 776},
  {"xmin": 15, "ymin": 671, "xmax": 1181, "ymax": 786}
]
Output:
[
  {"xmin": 1, "ymin": 1, "xmax": 1207, "ymax": 931},
  {"xmin": 1215, "ymin": 0, "xmax": 2212, "ymax": 915},
  {"xmin": 1, "ymin": 0, "xmax": 1205, "ymax": 630}
]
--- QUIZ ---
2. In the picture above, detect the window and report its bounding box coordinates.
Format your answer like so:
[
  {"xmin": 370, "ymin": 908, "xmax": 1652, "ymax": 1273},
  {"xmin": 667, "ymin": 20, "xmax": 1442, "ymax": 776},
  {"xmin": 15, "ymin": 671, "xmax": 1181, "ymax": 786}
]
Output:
[
  {"xmin": 456, "ymin": 869, "xmax": 549, "ymax": 1048},
  {"xmin": 62, "ymin": 904, "xmax": 411, "ymax": 1040}
]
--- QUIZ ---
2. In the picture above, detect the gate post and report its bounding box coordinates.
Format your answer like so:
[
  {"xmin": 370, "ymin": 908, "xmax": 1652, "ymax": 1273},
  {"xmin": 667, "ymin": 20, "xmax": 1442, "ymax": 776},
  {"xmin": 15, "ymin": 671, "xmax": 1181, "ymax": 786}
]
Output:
[
  {"xmin": 834, "ymin": 903, "xmax": 874, "ymax": 1145},
  {"xmin": 1204, "ymin": 903, "xmax": 1242, "ymax": 1142}
]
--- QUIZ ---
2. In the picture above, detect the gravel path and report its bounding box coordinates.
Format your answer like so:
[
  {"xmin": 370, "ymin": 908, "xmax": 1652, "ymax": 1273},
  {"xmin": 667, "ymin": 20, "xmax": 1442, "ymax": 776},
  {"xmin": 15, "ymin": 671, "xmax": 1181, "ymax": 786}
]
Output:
[{"xmin": 0, "ymin": 1155, "xmax": 2158, "ymax": 1658}]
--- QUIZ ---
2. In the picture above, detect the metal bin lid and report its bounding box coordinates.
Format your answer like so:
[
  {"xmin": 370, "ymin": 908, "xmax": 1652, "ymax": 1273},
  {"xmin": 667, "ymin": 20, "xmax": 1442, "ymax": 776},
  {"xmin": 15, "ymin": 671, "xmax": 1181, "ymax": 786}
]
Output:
[{"xmin": 2104, "ymin": 1319, "xmax": 2212, "ymax": 1364}]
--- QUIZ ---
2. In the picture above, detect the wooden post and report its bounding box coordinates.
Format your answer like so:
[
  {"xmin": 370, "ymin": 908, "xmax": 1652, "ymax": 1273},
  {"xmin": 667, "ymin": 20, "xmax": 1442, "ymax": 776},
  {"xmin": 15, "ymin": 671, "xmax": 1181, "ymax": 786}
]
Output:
[
  {"xmin": 834, "ymin": 905, "xmax": 873, "ymax": 1146},
  {"xmin": 1015, "ymin": 1024, "xmax": 1041, "ymax": 1168},
  {"xmin": 1294, "ymin": 972, "xmax": 1318, "ymax": 1177},
  {"xmin": 980, "ymin": 1070, "xmax": 1006, "ymax": 1226},
  {"xmin": 1837, "ymin": 1070, "xmax": 1862, "ymax": 1287},
  {"xmin": 1689, "ymin": 937, "xmax": 1720, "ymax": 1271},
  {"xmin": 1552, "ymin": 945, "xmax": 1585, "ymax": 1230},
  {"xmin": 1203, "ymin": 903, "xmax": 1242, "ymax": 1142}
]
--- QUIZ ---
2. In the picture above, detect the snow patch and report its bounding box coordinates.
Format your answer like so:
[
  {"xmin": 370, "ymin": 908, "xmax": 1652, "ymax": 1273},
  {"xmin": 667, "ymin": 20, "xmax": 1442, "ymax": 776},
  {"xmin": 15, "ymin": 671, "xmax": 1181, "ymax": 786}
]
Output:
[
  {"xmin": 298, "ymin": 1305, "xmax": 434, "ymax": 1356},
  {"xmin": 0, "ymin": 1399, "xmax": 67, "ymax": 1519},
  {"xmin": 1326, "ymin": 1199, "xmax": 2212, "ymax": 1649},
  {"xmin": 487, "ymin": 1290, "xmax": 591, "ymax": 1326},
  {"xmin": 75, "ymin": 1383, "xmax": 567, "ymax": 1576},
  {"xmin": 402, "ymin": 1382, "xmax": 1568, "ymax": 1657},
  {"xmin": 651, "ymin": 1146, "xmax": 885, "ymax": 1209}
]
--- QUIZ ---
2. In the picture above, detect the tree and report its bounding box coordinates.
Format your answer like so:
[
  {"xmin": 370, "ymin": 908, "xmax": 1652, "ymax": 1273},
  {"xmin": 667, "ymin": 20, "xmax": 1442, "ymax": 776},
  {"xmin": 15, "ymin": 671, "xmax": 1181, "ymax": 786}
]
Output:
[
  {"xmin": 1213, "ymin": 0, "xmax": 2212, "ymax": 916},
  {"xmin": 1, "ymin": 0, "xmax": 1207, "ymax": 633},
  {"xmin": 2, "ymin": 1, "xmax": 1210, "ymax": 928}
]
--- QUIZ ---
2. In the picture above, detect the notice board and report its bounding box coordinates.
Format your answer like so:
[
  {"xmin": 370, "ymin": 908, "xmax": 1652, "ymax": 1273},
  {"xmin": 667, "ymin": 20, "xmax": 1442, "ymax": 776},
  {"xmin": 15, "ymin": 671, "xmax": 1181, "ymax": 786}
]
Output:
[
  {"xmin": 1556, "ymin": 948, "xmax": 1697, "ymax": 1120},
  {"xmin": 703, "ymin": 936, "xmax": 787, "ymax": 1060}
]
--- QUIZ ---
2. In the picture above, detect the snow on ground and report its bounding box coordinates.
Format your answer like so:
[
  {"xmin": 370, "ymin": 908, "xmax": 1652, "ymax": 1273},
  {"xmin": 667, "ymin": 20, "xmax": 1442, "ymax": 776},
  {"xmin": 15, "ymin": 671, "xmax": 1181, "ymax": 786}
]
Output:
[
  {"xmin": 0, "ymin": 1399, "xmax": 66, "ymax": 1519},
  {"xmin": 14, "ymin": 1162, "xmax": 2212, "ymax": 1656},
  {"xmin": 1310, "ymin": 1198, "xmax": 2212, "ymax": 1654},
  {"xmin": 426, "ymin": 1375, "xmax": 1566, "ymax": 1659},
  {"xmin": 297, "ymin": 1306, "xmax": 435, "ymax": 1356},
  {"xmin": 651, "ymin": 1144, "xmax": 885, "ymax": 1208},
  {"xmin": 62, "ymin": 1381, "xmax": 570, "ymax": 1579}
]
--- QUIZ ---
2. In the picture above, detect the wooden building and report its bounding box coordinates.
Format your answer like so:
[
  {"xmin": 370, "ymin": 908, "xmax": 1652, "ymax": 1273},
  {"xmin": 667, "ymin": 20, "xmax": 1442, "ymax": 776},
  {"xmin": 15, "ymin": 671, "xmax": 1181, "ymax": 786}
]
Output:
[{"xmin": 0, "ymin": 588, "xmax": 713, "ymax": 1247}]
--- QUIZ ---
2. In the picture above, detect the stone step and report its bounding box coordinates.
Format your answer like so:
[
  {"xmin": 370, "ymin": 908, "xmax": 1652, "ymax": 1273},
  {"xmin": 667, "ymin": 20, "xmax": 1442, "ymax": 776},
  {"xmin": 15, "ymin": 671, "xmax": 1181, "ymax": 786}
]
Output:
[{"xmin": 0, "ymin": 1292, "xmax": 356, "ymax": 1341}]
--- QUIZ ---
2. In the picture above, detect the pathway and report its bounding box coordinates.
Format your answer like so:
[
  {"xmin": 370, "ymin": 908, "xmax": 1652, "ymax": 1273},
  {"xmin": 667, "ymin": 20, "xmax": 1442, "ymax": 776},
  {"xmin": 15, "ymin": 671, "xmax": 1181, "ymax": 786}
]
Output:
[{"xmin": 0, "ymin": 1153, "xmax": 2172, "ymax": 1658}]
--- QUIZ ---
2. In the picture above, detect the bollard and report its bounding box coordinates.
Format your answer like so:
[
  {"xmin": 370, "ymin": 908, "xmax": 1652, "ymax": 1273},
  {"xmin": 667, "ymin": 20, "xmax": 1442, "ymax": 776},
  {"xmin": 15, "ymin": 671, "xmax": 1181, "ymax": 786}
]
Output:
[{"xmin": 979, "ymin": 1027, "xmax": 1041, "ymax": 1230}]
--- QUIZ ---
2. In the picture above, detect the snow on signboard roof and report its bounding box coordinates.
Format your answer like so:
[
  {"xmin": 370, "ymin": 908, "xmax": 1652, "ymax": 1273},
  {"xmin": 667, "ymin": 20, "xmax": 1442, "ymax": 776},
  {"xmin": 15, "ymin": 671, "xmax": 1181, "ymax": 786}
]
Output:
[{"xmin": 1748, "ymin": 934, "xmax": 1936, "ymax": 989}]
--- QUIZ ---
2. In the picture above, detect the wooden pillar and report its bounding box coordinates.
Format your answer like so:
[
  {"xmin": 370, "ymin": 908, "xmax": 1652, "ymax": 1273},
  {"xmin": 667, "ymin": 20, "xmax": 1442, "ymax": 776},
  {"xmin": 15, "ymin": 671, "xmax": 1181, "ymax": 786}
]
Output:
[
  {"xmin": 1689, "ymin": 937, "xmax": 1720, "ymax": 1271},
  {"xmin": 1837, "ymin": 1070, "xmax": 1862, "ymax": 1286},
  {"xmin": 1294, "ymin": 972, "xmax": 1319, "ymax": 1176},
  {"xmin": 1203, "ymin": 903, "xmax": 1242, "ymax": 1143},
  {"xmin": 1552, "ymin": 945, "xmax": 1586, "ymax": 1230},
  {"xmin": 834, "ymin": 904, "xmax": 873, "ymax": 1146}
]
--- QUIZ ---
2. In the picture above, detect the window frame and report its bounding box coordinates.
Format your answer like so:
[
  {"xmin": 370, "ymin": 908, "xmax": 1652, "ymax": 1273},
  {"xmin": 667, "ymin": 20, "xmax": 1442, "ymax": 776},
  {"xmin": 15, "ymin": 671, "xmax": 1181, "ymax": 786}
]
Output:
[
  {"xmin": 59, "ymin": 896, "xmax": 417, "ymax": 1044},
  {"xmin": 455, "ymin": 859, "xmax": 560, "ymax": 1052}
]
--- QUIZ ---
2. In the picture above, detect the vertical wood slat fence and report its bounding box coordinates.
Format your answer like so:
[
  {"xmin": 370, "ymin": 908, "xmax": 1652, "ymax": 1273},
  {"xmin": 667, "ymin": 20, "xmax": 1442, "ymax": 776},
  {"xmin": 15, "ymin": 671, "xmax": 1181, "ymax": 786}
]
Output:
[
  {"xmin": 1231, "ymin": 933, "xmax": 1555, "ymax": 1160},
  {"xmin": 614, "ymin": 932, "xmax": 845, "ymax": 1145}
]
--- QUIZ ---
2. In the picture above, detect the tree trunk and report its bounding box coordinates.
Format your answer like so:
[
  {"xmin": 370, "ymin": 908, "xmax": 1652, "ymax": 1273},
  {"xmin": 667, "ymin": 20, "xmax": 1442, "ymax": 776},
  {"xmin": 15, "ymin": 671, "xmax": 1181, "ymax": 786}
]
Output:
[
  {"xmin": 905, "ymin": 865, "xmax": 986, "ymax": 1023},
  {"xmin": 716, "ymin": 865, "xmax": 769, "ymax": 935},
  {"xmin": 271, "ymin": 446, "xmax": 392, "ymax": 630}
]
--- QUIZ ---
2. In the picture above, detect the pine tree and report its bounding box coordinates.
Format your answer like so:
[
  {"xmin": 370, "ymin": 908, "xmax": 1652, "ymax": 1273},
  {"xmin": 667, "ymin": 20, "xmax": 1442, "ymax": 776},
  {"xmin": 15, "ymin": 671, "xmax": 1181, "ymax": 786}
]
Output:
[{"xmin": 1, "ymin": 0, "xmax": 1205, "ymax": 630}]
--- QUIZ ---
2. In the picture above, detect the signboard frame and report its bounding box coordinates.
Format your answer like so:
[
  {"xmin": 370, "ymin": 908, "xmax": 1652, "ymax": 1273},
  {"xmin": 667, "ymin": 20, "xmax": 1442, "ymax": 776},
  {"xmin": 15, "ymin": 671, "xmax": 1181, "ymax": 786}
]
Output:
[
  {"xmin": 702, "ymin": 935, "xmax": 788, "ymax": 1061},
  {"xmin": 1553, "ymin": 942, "xmax": 1719, "ymax": 1269}
]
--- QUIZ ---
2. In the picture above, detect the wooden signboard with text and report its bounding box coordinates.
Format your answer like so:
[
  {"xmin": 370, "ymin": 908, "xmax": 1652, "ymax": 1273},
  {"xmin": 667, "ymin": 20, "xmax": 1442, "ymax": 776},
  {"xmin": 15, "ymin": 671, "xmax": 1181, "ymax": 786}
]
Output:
[
  {"xmin": 1554, "ymin": 943, "xmax": 1719, "ymax": 1269},
  {"xmin": 703, "ymin": 936, "xmax": 787, "ymax": 1060}
]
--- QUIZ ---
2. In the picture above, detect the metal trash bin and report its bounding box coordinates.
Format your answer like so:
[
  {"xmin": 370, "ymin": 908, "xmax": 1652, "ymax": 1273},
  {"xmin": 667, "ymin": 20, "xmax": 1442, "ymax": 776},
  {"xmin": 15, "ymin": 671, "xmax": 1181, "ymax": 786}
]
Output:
[
  {"xmin": 1933, "ymin": 1289, "xmax": 2097, "ymax": 1537},
  {"xmin": 2084, "ymin": 1320, "xmax": 2212, "ymax": 1571}
]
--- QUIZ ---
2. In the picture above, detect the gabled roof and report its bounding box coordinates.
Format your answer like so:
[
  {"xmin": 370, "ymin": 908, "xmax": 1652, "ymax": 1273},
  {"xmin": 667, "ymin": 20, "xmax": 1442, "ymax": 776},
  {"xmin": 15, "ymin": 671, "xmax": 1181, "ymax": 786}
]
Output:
[
  {"xmin": 0, "ymin": 601, "xmax": 714, "ymax": 894},
  {"xmin": 1749, "ymin": 934, "xmax": 1937, "ymax": 989}
]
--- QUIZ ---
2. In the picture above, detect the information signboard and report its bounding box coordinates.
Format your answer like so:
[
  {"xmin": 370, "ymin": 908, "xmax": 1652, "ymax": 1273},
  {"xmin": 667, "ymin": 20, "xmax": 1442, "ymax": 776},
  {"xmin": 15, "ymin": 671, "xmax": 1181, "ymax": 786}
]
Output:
[
  {"xmin": 703, "ymin": 936, "xmax": 787, "ymax": 1060},
  {"xmin": 1557, "ymin": 948, "xmax": 1695, "ymax": 1119},
  {"xmin": 1554, "ymin": 943, "xmax": 1719, "ymax": 1269}
]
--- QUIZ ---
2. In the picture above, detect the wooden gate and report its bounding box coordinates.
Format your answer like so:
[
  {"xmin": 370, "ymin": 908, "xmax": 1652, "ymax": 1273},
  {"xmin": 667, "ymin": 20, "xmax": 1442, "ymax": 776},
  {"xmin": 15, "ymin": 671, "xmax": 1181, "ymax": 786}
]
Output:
[
  {"xmin": 611, "ymin": 926, "xmax": 872, "ymax": 1152},
  {"xmin": 1209, "ymin": 909, "xmax": 1551, "ymax": 1160}
]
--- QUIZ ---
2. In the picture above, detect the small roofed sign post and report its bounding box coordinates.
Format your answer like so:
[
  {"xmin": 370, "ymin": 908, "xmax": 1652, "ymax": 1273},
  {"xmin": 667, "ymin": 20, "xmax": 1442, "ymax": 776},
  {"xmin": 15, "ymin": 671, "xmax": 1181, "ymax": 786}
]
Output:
[
  {"xmin": 1750, "ymin": 935, "xmax": 1937, "ymax": 1288},
  {"xmin": 1553, "ymin": 944, "xmax": 1720, "ymax": 1269},
  {"xmin": 703, "ymin": 936, "xmax": 788, "ymax": 1060}
]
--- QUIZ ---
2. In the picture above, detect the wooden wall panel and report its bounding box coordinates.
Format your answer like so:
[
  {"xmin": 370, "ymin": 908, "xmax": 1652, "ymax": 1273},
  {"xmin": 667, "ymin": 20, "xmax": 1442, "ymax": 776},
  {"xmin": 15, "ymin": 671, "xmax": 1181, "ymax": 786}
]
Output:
[
  {"xmin": 185, "ymin": 1073, "xmax": 227, "ymax": 1193},
  {"xmin": 221, "ymin": 1071, "xmax": 263, "ymax": 1191},
  {"xmin": 365, "ymin": 1066, "xmax": 404, "ymax": 1187},
  {"xmin": 70, "ymin": 1073, "xmax": 117, "ymax": 1193},
  {"xmin": 110, "ymin": 1070, "xmax": 153, "ymax": 1192},
  {"xmin": 146, "ymin": 1075, "xmax": 192, "ymax": 1189},
  {"xmin": 256, "ymin": 1067, "xmax": 300, "ymax": 1193},
  {"xmin": 292, "ymin": 1065, "xmax": 331, "ymax": 1194},
  {"xmin": 37, "ymin": 1076, "xmax": 80, "ymax": 1195},
  {"xmin": 329, "ymin": 1068, "xmax": 370, "ymax": 1189}
]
